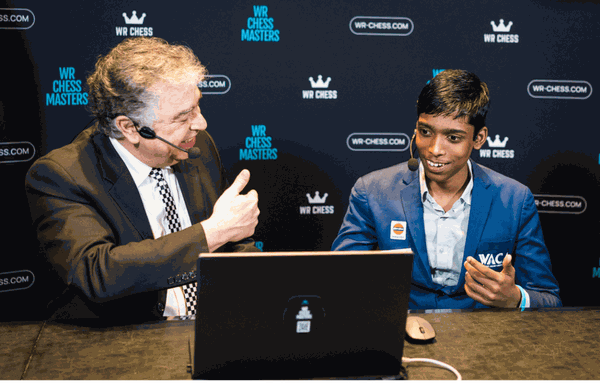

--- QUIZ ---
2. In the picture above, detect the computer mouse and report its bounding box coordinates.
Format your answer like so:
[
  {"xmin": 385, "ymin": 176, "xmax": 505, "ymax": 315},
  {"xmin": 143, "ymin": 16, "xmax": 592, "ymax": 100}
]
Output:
[{"xmin": 405, "ymin": 316, "xmax": 436, "ymax": 342}]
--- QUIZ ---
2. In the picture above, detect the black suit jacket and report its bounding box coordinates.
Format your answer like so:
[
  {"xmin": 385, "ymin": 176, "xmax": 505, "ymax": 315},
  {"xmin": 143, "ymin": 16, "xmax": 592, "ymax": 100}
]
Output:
[{"xmin": 25, "ymin": 124, "xmax": 258, "ymax": 323}]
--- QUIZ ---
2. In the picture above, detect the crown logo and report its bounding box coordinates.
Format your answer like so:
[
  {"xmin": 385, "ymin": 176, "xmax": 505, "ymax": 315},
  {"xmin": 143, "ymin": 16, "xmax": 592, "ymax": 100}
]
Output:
[
  {"xmin": 490, "ymin": 19, "xmax": 513, "ymax": 32},
  {"xmin": 122, "ymin": 11, "xmax": 146, "ymax": 25},
  {"xmin": 296, "ymin": 306, "xmax": 313, "ymax": 320},
  {"xmin": 308, "ymin": 75, "xmax": 331, "ymax": 88},
  {"xmin": 306, "ymin": 191, "xmax": 328, "ymax": 204},
  {"xmin": 486, "ymin": 135, "xmax": 509, "ymax": 148}
]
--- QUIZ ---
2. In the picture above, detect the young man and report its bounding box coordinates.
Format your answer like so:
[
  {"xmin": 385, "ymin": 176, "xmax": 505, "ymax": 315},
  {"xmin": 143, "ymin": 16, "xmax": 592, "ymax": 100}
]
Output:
[{"xmin": 332, "ymin": 69, "xmax": 561, "ymax": 309}]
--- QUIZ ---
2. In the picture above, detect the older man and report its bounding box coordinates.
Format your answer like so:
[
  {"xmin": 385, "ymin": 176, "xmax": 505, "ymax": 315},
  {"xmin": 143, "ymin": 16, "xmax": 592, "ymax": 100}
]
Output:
[{"xmin": 25, "ymin": 37, "xmax": 260, "ymax": 321}]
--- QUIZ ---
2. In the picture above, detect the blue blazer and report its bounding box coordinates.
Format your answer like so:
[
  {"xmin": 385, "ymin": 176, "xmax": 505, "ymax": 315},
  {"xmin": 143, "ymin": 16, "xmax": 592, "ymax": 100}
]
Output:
[{"xmin": 332, "ymin": 160, "xmax": 561, "ymax": 309}]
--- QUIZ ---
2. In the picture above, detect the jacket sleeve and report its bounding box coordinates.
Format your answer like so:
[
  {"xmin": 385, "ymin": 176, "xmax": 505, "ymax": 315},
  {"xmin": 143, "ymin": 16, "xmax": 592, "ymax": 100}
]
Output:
[
  {"xmin": 514, "ymin": 189, "xmax": 562, "ymax": 307},
  {"xmin": 25, "ymin": 157, "xmax": 207, "ymax": 304},
  {"xmin": 331, "ymin": 177, "xmax": 379, "ymax": 251}
]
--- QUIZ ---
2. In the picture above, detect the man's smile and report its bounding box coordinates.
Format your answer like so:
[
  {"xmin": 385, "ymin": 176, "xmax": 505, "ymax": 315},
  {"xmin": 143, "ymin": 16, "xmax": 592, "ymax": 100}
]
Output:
[
  {"xmin": 425, "ymin": 159, "xmax": 450, "ymax": 169},
  {"xmin": 179, "ymin": 136, "xmax": 196, "ymax": 149}
]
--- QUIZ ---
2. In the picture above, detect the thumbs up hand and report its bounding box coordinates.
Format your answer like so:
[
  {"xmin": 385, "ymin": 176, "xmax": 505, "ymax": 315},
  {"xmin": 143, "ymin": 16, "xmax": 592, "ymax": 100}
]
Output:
[
  {"xmin": 219, "ymin": 168, "xmax": 253, "ymax": 201},
  {"xmin": 463, "ymin": 254, "xmax": 521, "ymax": 308},
  {"xmin": 202, "ymin": 170, "xmax": 260, "ymax": 251}
]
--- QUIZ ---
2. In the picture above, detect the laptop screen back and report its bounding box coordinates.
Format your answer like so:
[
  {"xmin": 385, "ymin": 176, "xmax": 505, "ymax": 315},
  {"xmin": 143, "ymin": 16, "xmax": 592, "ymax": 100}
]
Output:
[{"xmin": 193, "ymin": 249, "xmax": 414, "ymax": 379}]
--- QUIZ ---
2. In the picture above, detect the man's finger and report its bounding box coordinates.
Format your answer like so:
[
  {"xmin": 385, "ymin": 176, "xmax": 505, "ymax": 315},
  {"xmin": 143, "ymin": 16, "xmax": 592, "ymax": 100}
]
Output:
[
  {"xmin": 465, "ymin": 263, "xmax": 496, "ymax": 289},
  {"xmin": 464, "ymin": 272, "xmax": 492, "ymax": 305},
  {"xmin": 247, "ymin": 189, "xmax": 258, "ymax": 200},
  {"xmin": 466, "ymin": 256, "xmax": 501, "ymax": 280},
  {"xmin": 226, "ymin": 169, "xmax": 251, "ymax": 196},
  {"xmin": 501, "ymin": 254, "xmax": 515, "ymax": 277}
]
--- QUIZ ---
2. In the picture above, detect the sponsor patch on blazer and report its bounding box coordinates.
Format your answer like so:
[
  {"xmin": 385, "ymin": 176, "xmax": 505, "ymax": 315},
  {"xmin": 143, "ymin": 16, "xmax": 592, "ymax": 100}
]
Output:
[
  {"xmin": 475, "ymin": 241, "xmax": 513, "ymax": 271},
  {"xmin": 390, "ymin": 221, "xmax": 406, "ymax": 240}
]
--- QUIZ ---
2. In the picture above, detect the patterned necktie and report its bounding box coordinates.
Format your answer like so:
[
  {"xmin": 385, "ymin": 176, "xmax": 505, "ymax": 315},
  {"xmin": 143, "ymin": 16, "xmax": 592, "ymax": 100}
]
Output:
[{"xmin": 149, "ymin": 168, "xmax": 197, "ymax": 317}]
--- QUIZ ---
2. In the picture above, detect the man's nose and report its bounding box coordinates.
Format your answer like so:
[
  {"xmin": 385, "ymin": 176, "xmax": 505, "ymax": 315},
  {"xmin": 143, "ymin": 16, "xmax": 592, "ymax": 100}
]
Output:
[
  {"xmin": 428, "ymin": 135, "xmax": 445, "ymax": 156},
  {"xmin": 191, "ymin": 110, "xmax": 207, "ymax": 131}
]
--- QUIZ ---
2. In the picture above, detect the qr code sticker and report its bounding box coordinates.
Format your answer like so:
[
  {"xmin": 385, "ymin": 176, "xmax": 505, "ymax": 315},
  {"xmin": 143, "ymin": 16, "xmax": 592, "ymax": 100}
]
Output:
[{"xmin": 296, "ymin": 320, "xmax": 311, "ymax": 333}]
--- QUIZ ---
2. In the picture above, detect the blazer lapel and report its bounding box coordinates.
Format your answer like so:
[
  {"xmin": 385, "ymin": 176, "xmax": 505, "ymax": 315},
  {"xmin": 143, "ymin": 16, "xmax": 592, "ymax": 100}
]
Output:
[
  {"xmin": 399, "ymin": 169, "xmax": 434, "ymax": 287},
  {"xmin": 173, "ymin": 161, "xmax": 207, "ymax": 225},
  {"xmin": 92, "ymin": 129, "xmax": 154, "ymax": 240},
  {"xmin": 455, "ymin": 161, "xmax": 493, "ymax": 289}
]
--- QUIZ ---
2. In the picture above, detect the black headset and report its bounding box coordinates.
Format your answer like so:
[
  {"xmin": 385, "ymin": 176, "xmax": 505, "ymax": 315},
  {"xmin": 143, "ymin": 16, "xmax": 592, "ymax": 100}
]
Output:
[
  {"xmin": 408, "ymin": 130, "xmax": 419, "ymax": 171},
  {"xmin": 119, "ymin": 115, "xmax": 201, "ymax": 159}
]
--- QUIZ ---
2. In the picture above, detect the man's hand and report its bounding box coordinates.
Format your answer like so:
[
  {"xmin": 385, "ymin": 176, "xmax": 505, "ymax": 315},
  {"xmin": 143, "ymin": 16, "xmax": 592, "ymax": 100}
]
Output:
[
  {"xmin": 464, "ymin": 254, "xmax": 521, "ymax": 308},
  {"xmin": 201, "ymin": 169, "xmax": 260, "ymax": 252}
]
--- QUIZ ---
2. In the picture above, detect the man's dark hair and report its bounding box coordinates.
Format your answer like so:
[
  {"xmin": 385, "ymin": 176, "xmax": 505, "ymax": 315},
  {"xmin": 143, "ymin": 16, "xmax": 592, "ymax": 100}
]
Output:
[{"xmin": 417, "ymin": 69, "xmax": 490, "ymax": 139}]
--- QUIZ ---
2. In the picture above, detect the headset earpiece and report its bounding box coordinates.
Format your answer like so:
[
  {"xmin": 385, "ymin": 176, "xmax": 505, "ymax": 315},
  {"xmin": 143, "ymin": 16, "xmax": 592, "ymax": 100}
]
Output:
[{"xmin": 138, "ymin": 126, "xmax": 156, "ymax": 139}]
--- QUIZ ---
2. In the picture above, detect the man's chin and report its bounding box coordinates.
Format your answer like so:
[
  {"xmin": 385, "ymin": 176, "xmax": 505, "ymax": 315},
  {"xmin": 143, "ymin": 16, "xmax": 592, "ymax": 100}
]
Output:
[
  {"xmin": 153, "ymin": 156, "xmax": 184, "ymax": 168},
  {"xmin": 176, "ymin": 150, "xmax": 190, "ymax": 159},
  {"xmin": 422, "ymin": 165, "xmax": 446, "ymax": 181},
  {"xmin": 170, "ymin": 153, "xmax": 189, "ymax": 165}
]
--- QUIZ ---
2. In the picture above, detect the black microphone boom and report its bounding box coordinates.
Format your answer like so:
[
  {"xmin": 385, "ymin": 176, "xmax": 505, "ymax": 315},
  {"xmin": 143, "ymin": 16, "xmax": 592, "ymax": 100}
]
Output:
[
  {"xmin": 138, "ymin": 126, "xmax": 201, "ymax": 159},
  {"xmin": 154, "ymin": 135, "xmax": 201, "ymax": 159},
  {"xmin": 408, "ymin": 157, "xmax": 419, "ymax": 172},
  {"xmin": 185, "ymin": 146, "xmax": 202, "ymax": 159},
  {"xmin": 408, "ymin": 132, "xmax": 419, "ymax": 171}
]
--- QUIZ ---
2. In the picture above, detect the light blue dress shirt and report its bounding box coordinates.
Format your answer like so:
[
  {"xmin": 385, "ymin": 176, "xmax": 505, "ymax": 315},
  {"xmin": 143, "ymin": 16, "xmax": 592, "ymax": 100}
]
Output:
[{"xmin": 419, "ymin": 160, "xmax": 473, "ymax": 287}]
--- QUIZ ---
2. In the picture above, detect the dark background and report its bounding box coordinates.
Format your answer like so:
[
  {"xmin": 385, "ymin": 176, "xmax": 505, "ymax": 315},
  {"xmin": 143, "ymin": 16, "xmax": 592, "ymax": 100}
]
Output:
[{"xmin": 1, "ymin": 0, "xmax": 598, "ymax": 319}]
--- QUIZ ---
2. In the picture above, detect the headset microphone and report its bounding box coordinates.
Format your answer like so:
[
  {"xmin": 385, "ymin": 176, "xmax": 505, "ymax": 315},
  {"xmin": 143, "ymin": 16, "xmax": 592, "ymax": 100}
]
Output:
[
  {"xmin": 407, "ymin": 132, "xmax": 419, "ymax": 171},
  {"xmin": 137, "ymin": 126, "xmax": 201, "ymax": 159}
]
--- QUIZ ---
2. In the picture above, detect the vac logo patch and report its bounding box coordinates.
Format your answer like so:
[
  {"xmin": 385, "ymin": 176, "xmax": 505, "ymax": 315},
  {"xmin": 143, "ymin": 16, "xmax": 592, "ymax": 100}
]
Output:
[
  {"xmin": 390, "ymin": 221, "xmax": 406, "ymax": 240},
  {"xmin": 478, "ymin": 252, "xmax": 506, "ymax": 269}
]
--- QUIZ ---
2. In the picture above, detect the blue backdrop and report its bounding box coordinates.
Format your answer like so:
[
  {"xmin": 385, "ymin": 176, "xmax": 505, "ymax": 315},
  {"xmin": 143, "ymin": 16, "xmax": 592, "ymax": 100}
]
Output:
[{"xmin": 1, "ymin": 0, "xmax": 599, "ymax": 319}]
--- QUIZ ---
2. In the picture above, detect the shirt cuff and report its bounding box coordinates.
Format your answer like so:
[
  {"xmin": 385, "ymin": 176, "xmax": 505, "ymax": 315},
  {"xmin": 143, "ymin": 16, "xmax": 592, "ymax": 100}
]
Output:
[
  {"xmin": 163, "ymin": 286, "xmax": 187, "ymax": 316},
  {"xmin": 516, "ymin": 284, "xmax": 530, "ymax": 311}
]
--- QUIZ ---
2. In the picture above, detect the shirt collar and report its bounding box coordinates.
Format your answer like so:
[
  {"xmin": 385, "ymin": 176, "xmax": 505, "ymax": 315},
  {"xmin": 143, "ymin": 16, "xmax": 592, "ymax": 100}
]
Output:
[
  {"xmin": 419, "ymin": 159, "xmax": 474, "ymax": 205},
  {"xmin": 109, "ymin": 137, "xmax": 171, "ymax": 187}
]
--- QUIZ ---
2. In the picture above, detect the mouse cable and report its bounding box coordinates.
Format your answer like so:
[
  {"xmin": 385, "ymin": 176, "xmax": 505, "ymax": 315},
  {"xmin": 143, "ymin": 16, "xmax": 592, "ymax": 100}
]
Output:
[{"xmin": 402, "ymin": 357, "xmax": 462, "ymax": 380}]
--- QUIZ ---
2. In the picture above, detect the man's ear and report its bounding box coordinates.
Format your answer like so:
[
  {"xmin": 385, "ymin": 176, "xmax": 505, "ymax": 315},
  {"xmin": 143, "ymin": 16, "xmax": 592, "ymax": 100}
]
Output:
[
  {"xmin": 473, "ymin": 126, "xmax": 488, "ymax": 150},
  {"xmin": 114, "ymin": 116, "xmax": 140, "ymax": 145}
]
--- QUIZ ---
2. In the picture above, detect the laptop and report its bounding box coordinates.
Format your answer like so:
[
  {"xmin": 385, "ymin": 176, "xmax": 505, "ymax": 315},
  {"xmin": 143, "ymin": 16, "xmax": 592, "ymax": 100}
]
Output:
[{"xmin": 192, "ymin": 249, "xmax": 414, "ymax": 380}]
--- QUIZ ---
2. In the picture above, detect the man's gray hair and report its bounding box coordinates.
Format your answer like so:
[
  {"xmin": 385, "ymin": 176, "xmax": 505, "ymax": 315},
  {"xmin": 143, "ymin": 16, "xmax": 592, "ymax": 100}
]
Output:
[{"xmin": 86, "ymin": 37, "xmax": 207, "ymax": 138}]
